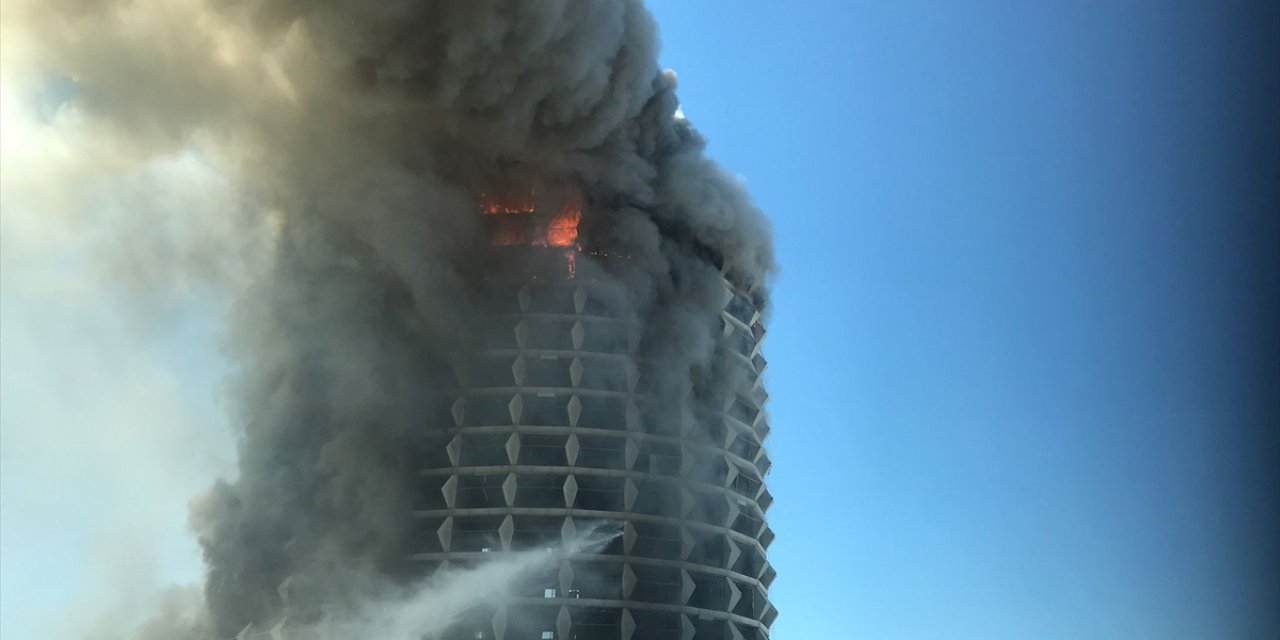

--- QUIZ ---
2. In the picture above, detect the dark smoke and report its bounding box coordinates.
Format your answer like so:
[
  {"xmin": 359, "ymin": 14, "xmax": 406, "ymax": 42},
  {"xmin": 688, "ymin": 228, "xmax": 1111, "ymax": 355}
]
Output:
[{"xmin": 9, "ymin": 1, "xmax": 773, "ymax": 636}]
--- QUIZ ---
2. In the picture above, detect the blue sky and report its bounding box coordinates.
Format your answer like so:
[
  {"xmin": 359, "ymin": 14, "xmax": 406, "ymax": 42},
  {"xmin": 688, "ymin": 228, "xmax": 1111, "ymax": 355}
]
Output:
[{"xmin": 644, "ymin": 1, "xmax": 1278, "ymax": 638}]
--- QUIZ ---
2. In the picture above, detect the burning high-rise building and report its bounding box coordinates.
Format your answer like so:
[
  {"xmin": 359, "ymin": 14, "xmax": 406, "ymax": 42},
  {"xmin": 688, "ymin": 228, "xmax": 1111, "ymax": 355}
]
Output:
[{"xmin": 7, "ymin": 1, "xmax": 778, "ymax": 639}]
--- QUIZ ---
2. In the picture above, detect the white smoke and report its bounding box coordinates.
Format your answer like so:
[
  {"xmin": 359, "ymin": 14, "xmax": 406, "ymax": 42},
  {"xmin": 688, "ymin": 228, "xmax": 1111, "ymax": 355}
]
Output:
[{"xmin": 0, "ymin": 46, "xmax": 243, "ymax": 640}]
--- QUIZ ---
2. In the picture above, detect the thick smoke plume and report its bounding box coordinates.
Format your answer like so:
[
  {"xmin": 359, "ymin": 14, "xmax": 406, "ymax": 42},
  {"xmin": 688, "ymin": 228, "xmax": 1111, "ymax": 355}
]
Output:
[{"xmin": 2, "ymin": 0, "xmax": 773, "ymax": 636}]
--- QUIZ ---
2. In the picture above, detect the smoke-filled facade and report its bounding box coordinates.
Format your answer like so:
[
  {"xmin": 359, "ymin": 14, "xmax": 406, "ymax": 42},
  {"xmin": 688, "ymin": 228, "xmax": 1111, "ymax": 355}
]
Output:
[
  {"xmin": 4, "ymin": 1, "xmax": 775, "ymax": 638},
  {"xmin": 400, "ymin": 186, "xmax": 777, "ymax": 639}
]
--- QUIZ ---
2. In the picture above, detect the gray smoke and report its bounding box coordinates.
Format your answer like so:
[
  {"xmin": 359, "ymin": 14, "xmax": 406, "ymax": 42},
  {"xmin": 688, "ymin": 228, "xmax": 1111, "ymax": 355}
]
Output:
[{"xmin": 4, "ymin": 1, "xmax": 773, "ymax": 636}]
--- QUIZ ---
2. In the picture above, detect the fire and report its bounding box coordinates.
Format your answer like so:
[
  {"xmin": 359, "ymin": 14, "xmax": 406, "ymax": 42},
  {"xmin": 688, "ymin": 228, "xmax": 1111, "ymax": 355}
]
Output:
[
  {"xmin": 478, "ymin": 190, "xmax": 536, "ymax": 216},
  {"xmin": 478, "ymin": 187, "xmax": 583, "ymax": 278},
  {"xmin": 540, "ymin": 202, "xmax": 581, "ymax": 248},
  {"xmin": 478, "ymin": 190, "xmax": 581, "ymax": 249}
]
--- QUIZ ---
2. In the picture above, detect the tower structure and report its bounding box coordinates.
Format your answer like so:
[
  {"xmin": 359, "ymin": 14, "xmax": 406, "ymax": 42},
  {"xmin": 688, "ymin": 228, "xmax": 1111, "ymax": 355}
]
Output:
[{"xmin": 413, "ymin": 189, "xmax": 777, "ymax": 640}]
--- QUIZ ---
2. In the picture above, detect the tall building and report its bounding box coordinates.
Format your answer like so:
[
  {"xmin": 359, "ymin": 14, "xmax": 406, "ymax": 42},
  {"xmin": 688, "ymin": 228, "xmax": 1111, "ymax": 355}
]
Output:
[{"xmin": 412, "ymin": 190, "xmax": 777, "ymax": 640}]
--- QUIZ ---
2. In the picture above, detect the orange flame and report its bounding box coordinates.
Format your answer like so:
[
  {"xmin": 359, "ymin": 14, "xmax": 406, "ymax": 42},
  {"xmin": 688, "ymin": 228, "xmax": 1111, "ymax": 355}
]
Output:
[
  {"xmin": 479, "ymin": 190, "xmax": 581, "ymax": 250},
  {"xmin": 478, "ymin": 187, "xmax": 581, "ymax": 278},
  {"xmin": 541, "ymin": 203, "xmax": 581, "ymax": 248},
  {"xmin": 479, "ymin": 190, "xmax": 536, "ymax": 216}
]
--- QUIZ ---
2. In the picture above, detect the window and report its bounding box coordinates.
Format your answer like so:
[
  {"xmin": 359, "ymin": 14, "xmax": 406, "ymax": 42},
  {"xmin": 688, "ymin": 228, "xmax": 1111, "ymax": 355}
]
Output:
[
  {"xmin": 730, "ymin": 502, "xmax": 764, "ymax": 537},
  {"xmin": 570, "ymin": 561, "xmax": 624, "ymax": 597},
  {"xmin": 520, "ymin": 394, "xmax": 569, "ymax": 425},
  {"xmin": 633, "ymin": 441, "xmax": 681, "ymax": 476},
  {"xmin": 581, "ymin": 322, "xmax": 628, "ymax": 353},
  {"xmin": 568, "ymin": 607, "xmax": 620, "ymax": 639},
  {"xmin": 727, "ymin": 327, "xmax": 755, "ymax": 357},
  {"xmin": 689, "ymin": 453, "xmax": 729, "ymax": 485},
  {"xmin": 752, "ymin": 352, "xmax": 767, "ymax": 373},
  {"xmin": 632, "ymin": 480, "xmax": 681, "ymax": 517},
  {"xmin": 510, "ymin": 516, "xmax": 563, "ymax": 549},
  {"xmin": 526, "ymin": 320, "xmax": 574, "ymax": 350},
  {"xmin": 640, "ymin": 406, "xmax": 682, "ymax": 437},
  {"xmin": 463, "ymin": 395, "xmax": 513, "ymax": 427},
  {"xmin": 455, "ymin": 474, "xmax": 507, "ymax": 508},
  {"xmin": 451, "ymin": 516, "xmax": 504, "ymax": 552},
  {"xmin": 732, "ymin": 542, "xmax": 764, "ymax": 577},
  {"xmin": 630, "ymin": 565, "xmax": 682, "ymax": 605},
  {"xmin": 575, "ymin": 435, "xmax": 626, "ymax": 469},
  {"xmin": 732, "ymin": 583, "xmax": 763, "ymax": 618},
  {"xmin": 541, "ymin": 632, "xmax": 554, "ymax": 640},
  {"xmin": 631, "ymin": 610, "xmax": 681, "ymax": 635},
  {"xmin": 688, "ymin": 534, "xmax": 729, "ymax": 567},
  {"xmin": 689, "ymin": 572, "xmax": 730, "ymax": 610},
  {"xmin": 526, "ymin": 357, "xmax": 572, "ymax": 387},
  {"xmin": 576, "ymin": 396, "xmax": 626, "ymax": 429},
  {"xmin": 692, "ymin": 492, "xmax": 729, "ymax": 525},
  {"xmin": 631, "ymin": 522, "xmax": 682, "ymax": 559},
  {"xmin": 726, "ymin": 293, "xmax": 755, "ymax": 325},
  {"xmin": 573, "ymin": 475, "xmax": 625, "ymax": 511},
  {"xmin": 518, "ymin": 434, "xmax": 568, "ymax": 466},
  {"xmin": 577, "ymin": 358, "xmax": 628, "ymax": 391},
  {"xmin": 459, "ymin": 434, "xmax": 510, "ymax": 466},
  {"xmin": 731, "ymin": 465, "xmax": 762, "ymax": 498},
  {"xmin": 728, "ymin": 435, "xmax": 761, "ymax": 462},
  {"xmin": 728, "ymin": 397, "xmax": 758, "ymax": 425},
  {"xmin": 514, "ymin": 474, "xmax": 567, "ymax": 508},
  {"xmin": 543, "ymin": 588, "xmax": 556, "ymax": 598}
]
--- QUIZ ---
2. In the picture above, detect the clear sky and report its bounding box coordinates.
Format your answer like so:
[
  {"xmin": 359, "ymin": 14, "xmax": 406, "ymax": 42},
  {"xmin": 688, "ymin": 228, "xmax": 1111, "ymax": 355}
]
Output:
[
  {"xmin": 643, "ymin": 1, "xmax": 1279, "ymax": 638},
  {"xmin": 1, "ymin": 2, "xmax": 1277, "ymax": 640}
]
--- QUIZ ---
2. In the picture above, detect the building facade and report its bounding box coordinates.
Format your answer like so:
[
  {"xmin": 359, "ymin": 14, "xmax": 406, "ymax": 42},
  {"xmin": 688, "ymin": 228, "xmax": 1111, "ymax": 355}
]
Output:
[{"xmin": 412, "ymin": 194, "xmax": 777, "ymax": 640}]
